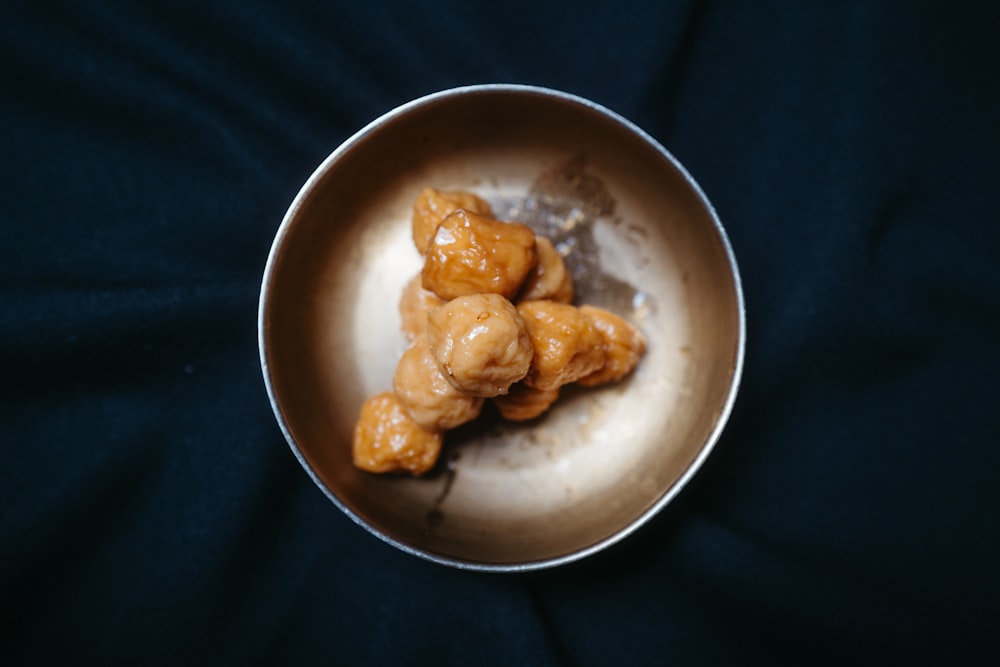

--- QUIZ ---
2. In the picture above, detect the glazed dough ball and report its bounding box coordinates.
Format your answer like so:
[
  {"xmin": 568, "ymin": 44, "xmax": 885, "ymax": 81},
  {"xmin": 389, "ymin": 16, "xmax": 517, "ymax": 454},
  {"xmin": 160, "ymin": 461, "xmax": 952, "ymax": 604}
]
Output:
[
  {"xmin": 577, "ymin": 305, "xmax": 647, "ymax": 387},
  {"xmin": 517, "ymin": 236, "xmax": 574, "ymax": 304},
  {"xmin": 393, "ymin": 336, "xmax": 484, "ymax": 431},
  {"xmin": 412, "ymin": 187, "xmax": 494, "ymax": 255},
  {"xmin": 398, "ymin": 273, "xmax": 445, "ymax": 343},
  {"xmin": 426, "ymin": 293, "xmax": 533, "ymax": 398},
  {"xmin": 421, "ymin": 209, "xmax": 537, "ymax": 301},
  {"xmin": 352, "ymin": 391, "xmax": 443, "ymax": 476},
  {"xmin": 492, "ymin": 382, "xmax": 560, "ymax": 422},
  {"xmin": 517, "ymin": 300, "xmax": 605, "ymax": 391}
]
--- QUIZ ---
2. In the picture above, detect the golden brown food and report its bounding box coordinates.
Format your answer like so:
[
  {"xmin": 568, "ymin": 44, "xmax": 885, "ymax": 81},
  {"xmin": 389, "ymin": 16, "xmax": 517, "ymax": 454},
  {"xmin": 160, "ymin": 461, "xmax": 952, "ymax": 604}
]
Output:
[
  {"xmin": 517, "ymin": 236, "xmax": 574, "ymax": 304},
  {"xmin": 412, "ymin": 187, "xmax": 494, "ymax": 255},
  {"xmin": 517, "ymin": 300, "xmax": 605, "ymax": 391},
  {"xmin": 351, "ymin": 185, "xmax": 649, "ymax": 476},
  {"xmin": 421, "ymin": 209, "xmax": 537, "ymax": 301},
  {"xmin": 393, "ymin": 336, "xmax": 484, "ymax": 431},
  {"xmin": 577, "ymin": 305, "xmax": 647, "ymax": 387},
  {"xmin": 426, "ymin": 293, "xmax": 533, "ymax": 398},
  {"xmin": 352, "ymin": 391, "xmax": 443, "ymax": 476},
  {"xmin": 492, "ymin": 382, "xmax": 560, "ymax": 422},
  {"xmin": 398, "ymin": 273, "xmax": 445, "ymax": 343}
]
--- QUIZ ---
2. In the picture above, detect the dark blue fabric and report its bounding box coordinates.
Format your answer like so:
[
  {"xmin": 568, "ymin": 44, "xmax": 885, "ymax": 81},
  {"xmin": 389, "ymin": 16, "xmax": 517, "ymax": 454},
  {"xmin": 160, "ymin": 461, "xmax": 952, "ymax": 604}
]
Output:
[{"xmin": 2, "ymin": 1, "xmax": 998, "ymax": 664}]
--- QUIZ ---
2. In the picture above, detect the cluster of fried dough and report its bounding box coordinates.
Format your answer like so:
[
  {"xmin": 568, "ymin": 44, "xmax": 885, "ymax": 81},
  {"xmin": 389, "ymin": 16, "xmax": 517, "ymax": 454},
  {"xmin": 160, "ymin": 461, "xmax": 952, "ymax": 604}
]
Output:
[{"xmin": 352, "ymin": 188, "xmax": 646, "ymax": 475}]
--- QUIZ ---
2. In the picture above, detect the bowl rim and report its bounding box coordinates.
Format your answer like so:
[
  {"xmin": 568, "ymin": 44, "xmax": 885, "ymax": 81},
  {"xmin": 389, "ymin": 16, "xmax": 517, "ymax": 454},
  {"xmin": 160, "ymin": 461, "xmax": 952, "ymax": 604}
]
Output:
[{"xmin": 258, "ymin": 83, "xmax": 746, "ymax": 572}]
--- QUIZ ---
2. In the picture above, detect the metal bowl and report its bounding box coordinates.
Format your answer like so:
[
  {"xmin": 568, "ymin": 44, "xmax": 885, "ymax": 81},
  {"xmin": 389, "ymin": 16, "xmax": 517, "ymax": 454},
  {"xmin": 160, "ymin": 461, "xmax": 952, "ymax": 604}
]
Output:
[{"xmin": 258, "ymin": 84, "xmax": 745, "ymax": 571}]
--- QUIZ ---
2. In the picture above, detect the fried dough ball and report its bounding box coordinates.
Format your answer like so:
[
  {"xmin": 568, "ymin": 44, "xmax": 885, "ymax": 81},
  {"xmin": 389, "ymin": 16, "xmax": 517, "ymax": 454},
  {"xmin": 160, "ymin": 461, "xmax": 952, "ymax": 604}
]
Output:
[
  {"xmin": 352, "ymin": 392, "xmax": 443, "ymax": 476},
  {"xmin": 492, "ymin": 382, "xmax": 560, "ymax": 422},
  {"xmin": 517, "ymin": 236, "xmax": 574, "ymax": 304},
  {"xmin": 393, "ymin": 336, "xmax": 484, "ymax": 431},
  {"xmin": 577, "ymin": 305, "xmax": 647, "ymax": 387},
  {"xmin": 398, "ymin": 273, "xmax": 445, "ymax": 343},
  {"xmin": 412, "ymin": 187, "xmax": 494, "ymax": 255},
  {"xmin": 421, "ymin": 209, "xmax": 537, "ymax": 301},
  {"xmin": 426, "ymin": 293, "xmax": 533, "ymax": 398},
  {"xmin": 517, "ymin": 300, "xmax": 605, "ymax": 391}
]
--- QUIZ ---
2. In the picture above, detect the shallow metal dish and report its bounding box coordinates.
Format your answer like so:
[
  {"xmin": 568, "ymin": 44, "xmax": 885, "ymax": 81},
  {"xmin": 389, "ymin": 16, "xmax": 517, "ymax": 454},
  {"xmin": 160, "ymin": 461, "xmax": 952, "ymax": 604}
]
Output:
[{"xmin": 258, "ymin": 84, "xmax": 745, "ymax": 571}]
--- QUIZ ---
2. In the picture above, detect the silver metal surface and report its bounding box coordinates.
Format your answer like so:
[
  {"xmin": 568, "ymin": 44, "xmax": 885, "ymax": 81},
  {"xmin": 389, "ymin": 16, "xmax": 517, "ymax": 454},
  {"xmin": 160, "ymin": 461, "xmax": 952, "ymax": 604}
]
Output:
[{"xmin": 258, "ymin": 84, "xmax": 745, "ymax": 571}]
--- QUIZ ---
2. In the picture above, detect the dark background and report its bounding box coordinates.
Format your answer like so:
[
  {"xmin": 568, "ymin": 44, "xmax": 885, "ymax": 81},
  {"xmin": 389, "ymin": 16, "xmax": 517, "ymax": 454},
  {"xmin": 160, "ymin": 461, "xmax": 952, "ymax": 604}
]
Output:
[{"xmin": 2, "ymin": 1, "xmax": 998, "ymax": 664}]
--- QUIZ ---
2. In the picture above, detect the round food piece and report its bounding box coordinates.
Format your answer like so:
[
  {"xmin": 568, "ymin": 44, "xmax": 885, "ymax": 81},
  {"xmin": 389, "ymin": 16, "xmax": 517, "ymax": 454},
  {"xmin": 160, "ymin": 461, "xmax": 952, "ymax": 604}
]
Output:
[
  {"xmin": 577, "ymin": 305, "xmax": 647, "ymax": 387},
  {"xmin": 398, "ymin": 273, "xmax": 445, "ymax": 343},
  {"xmin": 421, "ymin": 209, "xmax": 537, "ymax": 301},
  {"xmin": 393, "ymin": 336, "xmax": 484, "ymax": 431},
  {"xmin": 517, "ymin": 236, "xmax": 574, "ymax": 304},
  {"xmin": 352, "ymin": 392, "xmax": 443, "ymax": 476},
  {"xmin": 517, "ymin": 300, "xmax": 605, "ymax": 391},
  {"xmin": 492, "ymin": 382, "xmax": 560, "ymax": 422},
  {"xmin": 412, "ymin": 187, "xmax": 494, "ymax": 255},
  {"xmin": 426, "ymin": 293, "xmax": 533, "ymax": 398}
]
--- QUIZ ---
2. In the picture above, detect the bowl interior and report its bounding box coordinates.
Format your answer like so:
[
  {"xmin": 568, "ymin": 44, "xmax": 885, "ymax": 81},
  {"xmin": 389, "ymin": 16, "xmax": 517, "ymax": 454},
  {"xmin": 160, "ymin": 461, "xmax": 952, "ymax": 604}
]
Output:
[{"xmin": 260, "ymin": 87, "xmax": 743, "ymax": 569}]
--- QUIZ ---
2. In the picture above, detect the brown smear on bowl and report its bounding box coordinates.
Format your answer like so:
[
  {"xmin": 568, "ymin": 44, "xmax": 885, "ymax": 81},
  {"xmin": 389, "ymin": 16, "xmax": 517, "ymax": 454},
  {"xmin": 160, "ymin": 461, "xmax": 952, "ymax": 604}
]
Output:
[
  {"xmin": 423, "ymin": 156, "xmax": 654, "ymax": 532},
  {"xmin": 501, "ymin": 156, "xmax": 653, "ymax": 316}
]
